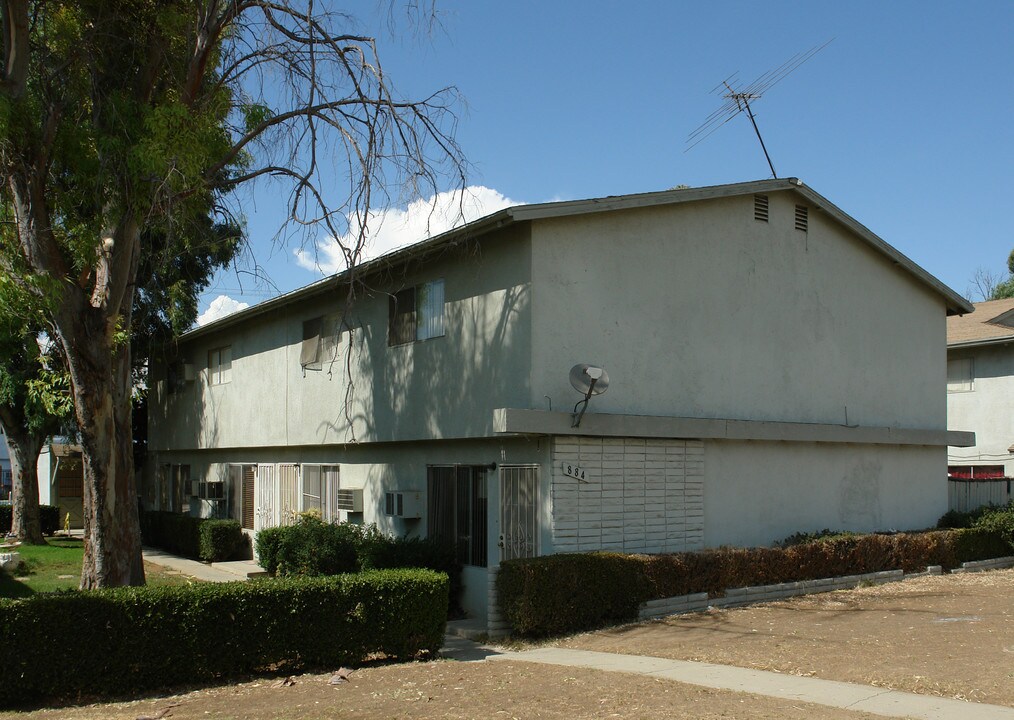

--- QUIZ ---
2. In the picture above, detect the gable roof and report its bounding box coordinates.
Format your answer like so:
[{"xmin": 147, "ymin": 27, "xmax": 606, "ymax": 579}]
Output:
[
  {"xmin": 947, "ymin": 298, "xmax": 1014, "ymax": 348},
  {"xmin": 185, "ymin": 177, "xmax": 972, "ymax": 341}
]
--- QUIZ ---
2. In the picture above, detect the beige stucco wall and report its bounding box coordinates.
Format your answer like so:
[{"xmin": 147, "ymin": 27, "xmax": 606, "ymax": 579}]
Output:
[
  {"xmin": 946, "ymin": 343, "xmax": 1014, "ymax": 474},
  {"xmin": 702, "ymin": 440, "xmax": 946, "ymax": 548},
  {"xmin": 149, "ymin": 225, "xmax": 532, "ymax": 451},
  {"xmin": 529, "ymin": 191, "xmax": 948, "ymax": 431}
]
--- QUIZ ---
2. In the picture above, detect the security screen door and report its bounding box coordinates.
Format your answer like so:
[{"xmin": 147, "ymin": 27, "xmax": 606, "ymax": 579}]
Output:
[{"xmin": 499, "ymin": 465, "xmax": 538, "ymax": 562}]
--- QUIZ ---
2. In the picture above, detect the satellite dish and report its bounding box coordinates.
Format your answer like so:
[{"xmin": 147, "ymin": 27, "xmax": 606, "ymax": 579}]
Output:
[
  {"xmin": 570, "ymin": 364, "xmax": 610, "ymax": 396},
  {"xmin": 569, "ymin": 364, "xmax": 609, "ymax": 428}
]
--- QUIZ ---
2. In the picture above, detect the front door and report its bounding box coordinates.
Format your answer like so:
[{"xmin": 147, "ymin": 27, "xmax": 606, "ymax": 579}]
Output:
[{"xmin": 499, "ymin": 465, "xmax": 539, "ymax": 562}]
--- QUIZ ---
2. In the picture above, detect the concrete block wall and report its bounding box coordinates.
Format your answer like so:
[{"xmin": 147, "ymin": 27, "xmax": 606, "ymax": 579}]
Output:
[{"xmin": 551, "ymin": 437, "xmax": 704, "ymax": 554}]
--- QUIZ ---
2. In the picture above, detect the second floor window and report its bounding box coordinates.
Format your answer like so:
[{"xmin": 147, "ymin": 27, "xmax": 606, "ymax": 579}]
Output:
[
  {"xmin": 389, "ymin": 279, "xmax": 445, "ymax": 346},
  {"xmin": 946, "ymin": 358, "xmax": 973, "ymax": 393},
  {"xmin": 209, "ymin": 346, "xmax": 232, "ymax": 385}
]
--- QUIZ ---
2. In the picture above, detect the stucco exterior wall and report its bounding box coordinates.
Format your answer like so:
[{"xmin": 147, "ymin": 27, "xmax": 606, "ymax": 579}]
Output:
[
  {"xmin": 149, "ymin": 225, "xmax": 532, "ymax": 451},
  {"xmin": 529, "ymin": 192, "xmax": 947, "ymax": 431},
  {"xmin": 946, "ymin": 343, "xmax": 1014, "ymax": 474},
  {"xmin": 702, "ymin": 440, "xmax": 946, "ymax": 548},
  {"xmin": 148, "ymin": 434, "xmax": 550, "ymax": 621}
]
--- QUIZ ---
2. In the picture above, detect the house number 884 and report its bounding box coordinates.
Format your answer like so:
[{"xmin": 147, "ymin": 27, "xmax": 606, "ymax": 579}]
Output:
[{"xmin": 560, "ymin": 462, "xmax": 587, "ymax": 482}]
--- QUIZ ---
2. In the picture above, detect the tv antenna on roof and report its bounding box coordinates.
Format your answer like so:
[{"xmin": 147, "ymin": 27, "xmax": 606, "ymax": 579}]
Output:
[{"xmin": 686, "ymin": 39, "xmax": 833, "ymax": 178}]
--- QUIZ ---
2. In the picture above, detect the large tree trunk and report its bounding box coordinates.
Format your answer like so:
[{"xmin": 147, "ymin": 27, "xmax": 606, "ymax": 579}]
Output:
[
  {"xmin": 53, "ymin": 221, "xmax": 146, "ymax": 589},
  {"xmin": 61, "ymin": 315, "xmax": 145, "ymax": 588},
  {"xmin": 8, "ymin": 430, "xmax": 43, "ymax": 545}
]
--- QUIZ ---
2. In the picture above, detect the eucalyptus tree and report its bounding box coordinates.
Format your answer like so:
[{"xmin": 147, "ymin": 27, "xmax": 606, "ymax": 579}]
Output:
[
  {"xmin": 0, "ymin": 321, "xmax": 71, "ymax": 544},
  {"xmin": 0, "ymin": 1, "xmax": 465, "ymax": 587}
]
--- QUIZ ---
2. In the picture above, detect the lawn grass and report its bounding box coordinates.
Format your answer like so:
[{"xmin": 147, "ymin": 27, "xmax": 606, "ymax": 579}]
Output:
[{"xmin": 0, "ymin": 537, "xmax": 200, "ymax": 598}]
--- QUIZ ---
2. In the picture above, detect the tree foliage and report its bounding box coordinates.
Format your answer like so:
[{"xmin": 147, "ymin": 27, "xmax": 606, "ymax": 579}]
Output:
[
  {"xmin": 0, "ymin": 1, "xmax": 465, "ymax": 586},
  {"xmin": 0, "ymin": 318, "xmax": 73, "ymax": 544}
]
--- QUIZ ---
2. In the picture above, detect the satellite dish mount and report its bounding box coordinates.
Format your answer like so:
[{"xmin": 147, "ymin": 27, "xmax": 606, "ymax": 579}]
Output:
[{"xmin": 570, "ymin": 364, "xmax": 610, "ymax": 428}]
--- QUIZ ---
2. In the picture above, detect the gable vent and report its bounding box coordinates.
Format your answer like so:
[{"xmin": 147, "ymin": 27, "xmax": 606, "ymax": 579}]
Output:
[
  {"xmin": 795, "ymin": 204, "xmax": 809, "ymax": 232},
  {"xmin": 753, "ymin": 194, "xmax": 769, "ymax": 222}
]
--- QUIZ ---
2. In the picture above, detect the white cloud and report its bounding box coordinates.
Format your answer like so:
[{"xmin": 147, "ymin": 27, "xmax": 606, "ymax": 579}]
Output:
[
  {"xmin": 294, "ymin": 185, "xmax": 521, "ymax": 275},
  {"xmin": 196, "ymin": 295, "xmax": 250, "ymax": 327}
]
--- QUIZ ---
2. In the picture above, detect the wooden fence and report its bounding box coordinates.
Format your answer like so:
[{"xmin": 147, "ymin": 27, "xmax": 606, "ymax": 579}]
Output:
[{"xmin": 948, "ymin": 478, "xmax": 1012, "ymax": 513}]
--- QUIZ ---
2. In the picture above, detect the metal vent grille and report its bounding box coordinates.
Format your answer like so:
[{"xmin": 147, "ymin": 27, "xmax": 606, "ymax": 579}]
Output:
[
  {"xmin": 754, "ymin": 194, "xmax": 769, "ymax": 222},
  {"xmin": 334, "ymin": 489, "xmax": 357, "ymax": 511},
  {"xmin": 795, "ymin": 204, "xmax": 808, "ymax": 232}
]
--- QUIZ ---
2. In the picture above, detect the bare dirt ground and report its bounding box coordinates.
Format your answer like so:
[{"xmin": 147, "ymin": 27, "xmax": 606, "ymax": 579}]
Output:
[
  {"xmin": 2, "ymin": 659, "xmax": 891, "ymax": 720},
  {"xmin": 561, "ymin": 568, "xmax": 1014, "ymax": 706}
]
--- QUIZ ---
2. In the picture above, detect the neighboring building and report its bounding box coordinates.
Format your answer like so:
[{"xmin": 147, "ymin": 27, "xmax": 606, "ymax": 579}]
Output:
[
  {"xmin": 37, "ymin": 442, "xmax": 85, "ymax": 529},
  {"xmin": 946, "ymin": 299, "xmax": 1014, "ymax": 507},
  {"xmin": 146, "ymin": 178, "xmax": 973, "ymax": 632},
  {"xmin": 0, "ymin": 427, "xmax": 11, "ymax": 502}
]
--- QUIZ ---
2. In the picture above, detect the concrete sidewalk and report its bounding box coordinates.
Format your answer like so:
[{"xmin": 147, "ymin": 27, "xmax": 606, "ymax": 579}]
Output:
[
  {"xmin": 142, "ymin": 547, "xmax": 266, "ymax": 583},
  {"xmin": 441, "ymin": 643, "xmax": 1014, "ymax": 720}
]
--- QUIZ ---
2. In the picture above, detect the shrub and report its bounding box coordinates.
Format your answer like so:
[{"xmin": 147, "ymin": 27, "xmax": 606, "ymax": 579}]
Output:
[
  {"xmin": 139, "ymin": 511, "xmax": 203, "ymax": 558},
  {"xmin": 273, "ymin": 515, "xmax": 361, "ymax": 576},
  {"xmin": 498, "ymin": 528, "xmax": 1014, "ymax": 637},
  {"xmin": 950, "ymin": 527, "xmax": 1012, "ymax": 562},
  {"xmin": 497, "ymin": 553, "xmax": 649, "ymax": 636},
  {"xmin": 359, "ymin": 531, "xmax": 462, "ymax": 612},
  {"xmin": 0, "ymin": 569, "xmax": 448, "ymax": 706},
  {"xmin": 971, "ymin": 505, "xmax": 1014, "ymax": 549},
  {"xmin": 255, "ymin": 525, "xmax": 285, "ymax": 573},
  {"xmin": 198, "ymin": 520, "xmax": 246, "ymax": 562},
  {"xmin": 0, "ymin": 505, "xmax": 60, "ymax": 536},
  {"xmin": 38, "ymin": 506, "xmax": 60, "ymax": 536}
]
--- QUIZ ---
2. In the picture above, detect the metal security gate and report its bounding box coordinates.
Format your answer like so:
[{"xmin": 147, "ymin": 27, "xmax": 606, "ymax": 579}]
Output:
[
  {"xmin": 499, "ymin": 466, "xmax": 538, "ymax": 562},
  {"xmin": 255, "ymin": 464, "xmax": 276, "ymax": 532},
  {"xmin": 277, "ymin": 464, "xmax": 300, "ymax": 526}
]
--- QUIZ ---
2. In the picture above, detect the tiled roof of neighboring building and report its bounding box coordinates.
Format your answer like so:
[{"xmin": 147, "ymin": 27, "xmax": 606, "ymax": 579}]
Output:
[{"xmin": 947, "ymin": 297, "xmax": 1014, "ymax": 347}]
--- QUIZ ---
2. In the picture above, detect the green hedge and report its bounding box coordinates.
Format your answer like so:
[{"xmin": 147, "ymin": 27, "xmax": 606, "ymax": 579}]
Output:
[
  {"xmin": 498, "ymin": 528, "xmax": 1013, "ymax": 637},
  {"xmin": 139, "ymin": 511, "xmax": 203, "ymax": 557},
  {"xmin": 140, "ymin": 511, "xmax": 247, "ymax": 562},
  {"xmin": 256, "ymin": 518, "xmax": 462, "ymax": 611},
  {"xmin": 0, "ymin": 569, "xmax": 448, "ymax": 706},
  {"xmin": 198, "ymin": 520, "xmax": 246, "ymax": 562},
  {"xmin": 0, "ymin": 505, "xmax": 60, "ymax": 536}
]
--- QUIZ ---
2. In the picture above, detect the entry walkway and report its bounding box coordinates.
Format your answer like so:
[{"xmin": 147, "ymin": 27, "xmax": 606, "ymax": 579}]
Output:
[
  {"xmin": 443, "ymin": 641, "xmax": 1014, "ymax": 720},
  {"xmin": 142, "ymin": 547, "xmax": 265, "ymax": 583}
]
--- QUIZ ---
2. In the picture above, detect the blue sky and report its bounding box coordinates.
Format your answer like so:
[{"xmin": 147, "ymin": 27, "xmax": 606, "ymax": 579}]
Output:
[{"xmin": 199, "ymin": 0, "xmax": 1014, "ymax": 322}]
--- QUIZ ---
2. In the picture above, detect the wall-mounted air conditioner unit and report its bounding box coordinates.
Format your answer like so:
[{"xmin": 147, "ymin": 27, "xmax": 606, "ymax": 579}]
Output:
[
  {"xmin": 334, "ymin": 488, "xmax": 364, "ymax": 512},
  {"xmin": 384, "ymin": 491, "xmax": 422, "ymax": 519}
]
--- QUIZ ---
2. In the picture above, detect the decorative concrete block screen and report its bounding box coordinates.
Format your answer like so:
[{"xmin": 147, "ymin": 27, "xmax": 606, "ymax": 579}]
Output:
[{"xmin": 551, "ymin": 437, "xmax": 704, "ymax": 554}]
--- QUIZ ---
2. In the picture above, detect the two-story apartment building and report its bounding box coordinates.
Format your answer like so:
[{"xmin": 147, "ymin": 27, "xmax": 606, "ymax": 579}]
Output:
[
  {"xmin": 946, "ymin": 298, "xmax": 1014, "ymax": 508},
  {"xmin": 146, "ymin": 178, "xmax": 973, "ymax": 632}
]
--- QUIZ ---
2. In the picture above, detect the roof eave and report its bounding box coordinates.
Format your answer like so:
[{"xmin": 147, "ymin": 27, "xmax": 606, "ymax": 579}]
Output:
[{"xmin": 948, "ymin": 336, "xmax": 1014, "ymax": 350}]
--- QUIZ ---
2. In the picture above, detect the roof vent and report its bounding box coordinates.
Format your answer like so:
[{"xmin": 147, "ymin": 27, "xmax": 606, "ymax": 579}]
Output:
[
  {"xmin": 794, "ymin": 204, "xmax": 808, "ymax": 232},
  {"xmin": 754, "ymin": 194, "xmax": 769, "ymax": 222}
]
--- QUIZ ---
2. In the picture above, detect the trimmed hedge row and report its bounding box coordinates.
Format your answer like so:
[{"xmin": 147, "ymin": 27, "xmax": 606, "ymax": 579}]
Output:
[
  {"xmin": 139, "ymin": 511, "xmax": 246, "ymax": 562},
  {"xmin": 0, "ymin": 569, "xmax": 448, "ymax": 706},
  {"xmin": 256, "ymin": 517, "xmax": 461, "ymax": 611},
  {"xmin": 498, "ymin": 528, "xmax": 1012, "ymax": 636},
  {"xmin": 939, "ymin": 503, "xmax": 1014, "ymax": 548},
  {"xmin": 0, "ymin": 504, "xmax": 60, "ymax": 536}
]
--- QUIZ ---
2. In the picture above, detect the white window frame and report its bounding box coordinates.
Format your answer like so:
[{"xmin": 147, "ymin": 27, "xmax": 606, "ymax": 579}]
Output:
[
  {"xmin": 208, "ymin": 346, "xmax": 232, "ymax": 385},
  {"xmin": 389, "ymin": 279, "xmax": 445, "ymax": 346},
  {"xmin": 947, "ymin": 358, "xmax": 974, "ymax": 393}
]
